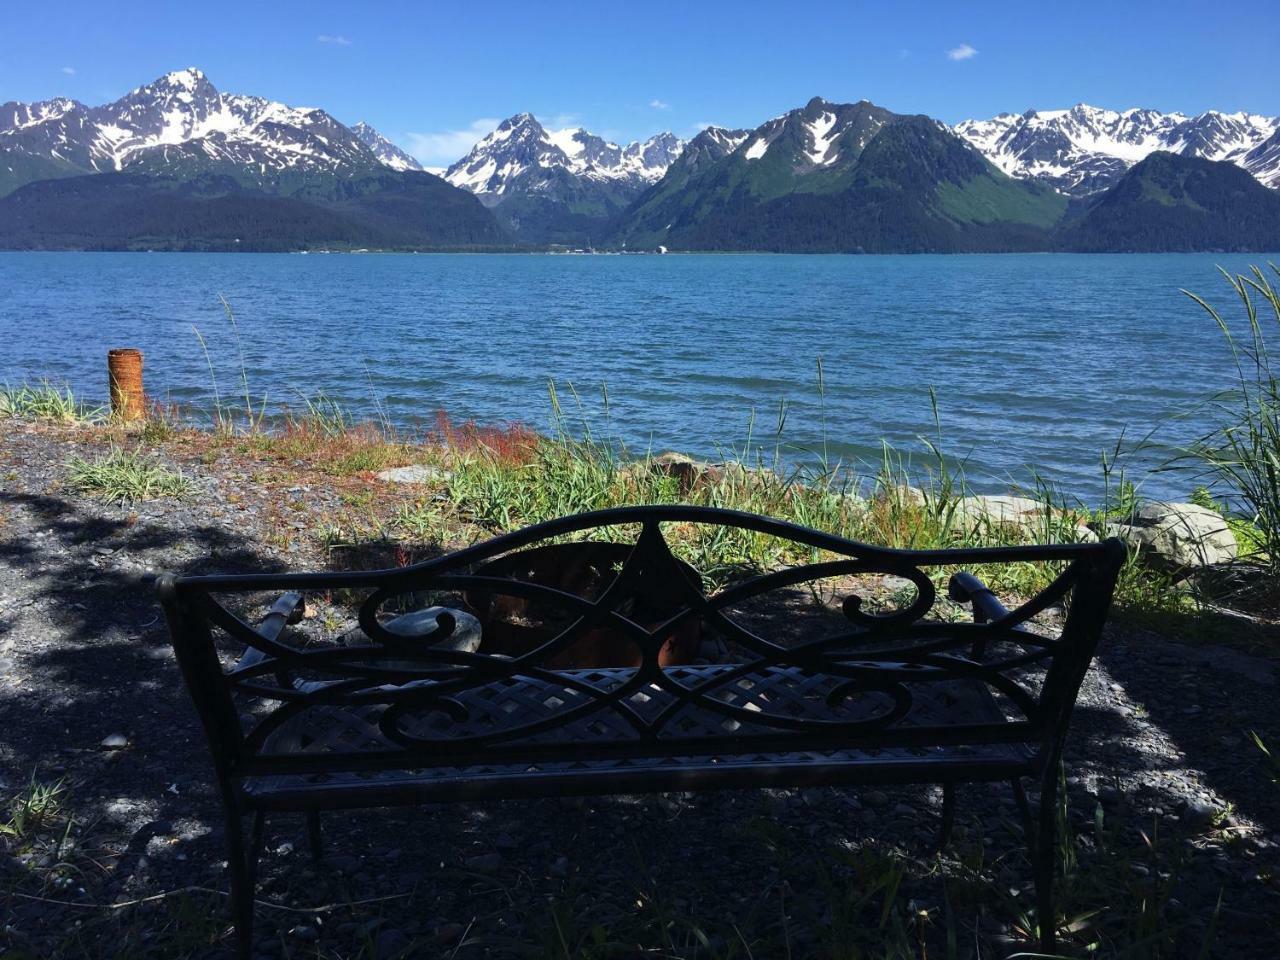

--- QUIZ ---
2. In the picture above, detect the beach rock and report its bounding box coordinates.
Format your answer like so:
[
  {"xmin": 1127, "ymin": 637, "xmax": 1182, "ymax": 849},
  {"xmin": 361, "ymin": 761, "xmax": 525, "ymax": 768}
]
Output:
[
  {"xmin": 1109, "ymin": 502, "xmax": 1237, "ymax": 569},
  {"xmin": 376, "ymin": 464, "xmax": 448, "ymax": 485},
  {"xmin": 952, "ymin": 494, "xmax": 1095, "ymax": 542},
  {"xmin": 955, "ymin": 495, "xmax": 1043, "ymax": 524},
  {"xmin": 649, "ymin": 452, "xmax": 721, "ymax": 492}
]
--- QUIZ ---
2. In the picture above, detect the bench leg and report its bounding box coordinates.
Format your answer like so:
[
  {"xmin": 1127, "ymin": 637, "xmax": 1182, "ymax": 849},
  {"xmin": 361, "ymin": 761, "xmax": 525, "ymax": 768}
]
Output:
[
  {"xmin": 307, "ymin": 810, "xmax": 324, "ymax": 862},
  {"xmin": 1034, "ymin": 771, "xmax": 1059, "ymax": 954},
  {"xmin": 937, "ymin": 783, "xmax": 956, "ymax": 851},
  {"xmin": 225, "ymin": 809, "xmax": 264, "ymax": 960},
  {"xmin": 1010, "ymin": 778, "xmax": 1034, "ymax": 842}
]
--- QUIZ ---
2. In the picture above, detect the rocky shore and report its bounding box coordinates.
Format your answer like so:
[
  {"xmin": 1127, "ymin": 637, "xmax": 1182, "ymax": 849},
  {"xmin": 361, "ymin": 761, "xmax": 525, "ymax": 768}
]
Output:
[{"xmin": 2, "ymin": 420, "xmax": 1279, "ymax": 958}]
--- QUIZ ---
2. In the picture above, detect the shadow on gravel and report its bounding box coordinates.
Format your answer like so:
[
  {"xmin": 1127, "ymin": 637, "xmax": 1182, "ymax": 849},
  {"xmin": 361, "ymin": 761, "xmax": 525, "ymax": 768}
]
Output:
[
  {"xmin": 3, "ymin": 493, "xmax": 1279, "ymax": 957},
  {"xmin": 0, "ymin": 489, "xmax": 287, "ymax": 849},
  {"xmin": 1093, "ymin": 626, "xmax": 1280, "ymax": 836}
]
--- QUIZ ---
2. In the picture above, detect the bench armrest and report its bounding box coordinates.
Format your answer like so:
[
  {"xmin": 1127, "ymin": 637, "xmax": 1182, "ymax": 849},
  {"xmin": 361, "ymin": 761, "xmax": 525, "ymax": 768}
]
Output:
[
  {"xmin": 947, "ymin": 572, "xmax": 1010, "ymax": 661},
  {"xmin": 946, "ymin": 572, "xmax": 1009, "ymax": 624},
  {"xmin": 234, "ymin": 592, "xmax": 304, "ymax": 673}
]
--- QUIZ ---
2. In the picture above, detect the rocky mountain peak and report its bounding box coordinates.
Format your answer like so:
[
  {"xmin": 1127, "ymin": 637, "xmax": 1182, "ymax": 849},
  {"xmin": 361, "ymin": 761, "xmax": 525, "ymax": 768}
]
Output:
[
  {"xmin": 352, "ymin": 121, "xmax": 423, "ymax": 172},
  {"xmin": 444, "ymin": 113, "xmax": 684, "ymax": 198}
]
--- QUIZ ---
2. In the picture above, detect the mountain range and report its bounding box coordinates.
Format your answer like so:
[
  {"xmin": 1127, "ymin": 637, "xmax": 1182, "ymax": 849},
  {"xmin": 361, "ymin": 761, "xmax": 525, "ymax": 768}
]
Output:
[
  {"xmin": 2, "ymin": 68, "xmax": 1278, "ymax": 253},
  {"xmin": 0, "ymin": 69, "xmax": 506, "ymax": 250},
  {"xmin": 954, "ymin": 104, "xmax": 1280, "ymax": 196}
]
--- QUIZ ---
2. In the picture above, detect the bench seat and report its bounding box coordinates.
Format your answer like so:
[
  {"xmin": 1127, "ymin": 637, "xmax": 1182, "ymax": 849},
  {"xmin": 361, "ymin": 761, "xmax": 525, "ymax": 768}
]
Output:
[{"xmin": 242, "ymin": 663, "xmax": 1035, "ymax": 809}]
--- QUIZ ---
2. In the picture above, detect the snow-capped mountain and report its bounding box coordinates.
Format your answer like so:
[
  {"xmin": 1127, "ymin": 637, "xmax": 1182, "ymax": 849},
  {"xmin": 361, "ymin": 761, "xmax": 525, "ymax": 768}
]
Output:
[
  {"xmin": 352, "ymin": 121, "xmax": 422, "ymax": 172},
  {"xmin": 0, "ymin": 68, "xmax": 415, "ymax": 195},
  {"xmin": 444, "ymin": 113, "xmax": 683, "ymax": 200},
  {"xmin": 439, "ymin": 113, "xmax": 684, "ymax": 243},
  {"xmin": 955, "ymin": 104, "xmax": 1280, "ymax": 195}
]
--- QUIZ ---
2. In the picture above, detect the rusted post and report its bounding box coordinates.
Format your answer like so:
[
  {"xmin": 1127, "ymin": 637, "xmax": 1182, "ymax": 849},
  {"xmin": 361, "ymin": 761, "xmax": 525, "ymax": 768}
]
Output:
[{"xmin": 108, "ymin": 348, "xmax": 145, "ymax": 421}]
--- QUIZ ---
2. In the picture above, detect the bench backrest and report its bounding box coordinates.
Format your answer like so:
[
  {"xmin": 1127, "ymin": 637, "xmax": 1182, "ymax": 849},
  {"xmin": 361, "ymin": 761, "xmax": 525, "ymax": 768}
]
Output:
[{"xmin": 158, "ymin": 506, "xmax": 1125, "ymax": 784}]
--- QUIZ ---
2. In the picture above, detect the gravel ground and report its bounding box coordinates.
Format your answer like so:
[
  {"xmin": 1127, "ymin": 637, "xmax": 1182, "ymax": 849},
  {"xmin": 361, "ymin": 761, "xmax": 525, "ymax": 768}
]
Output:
[{"xmin": 1, "ymin": 421, "xmax": 1279, "ymax": 959}]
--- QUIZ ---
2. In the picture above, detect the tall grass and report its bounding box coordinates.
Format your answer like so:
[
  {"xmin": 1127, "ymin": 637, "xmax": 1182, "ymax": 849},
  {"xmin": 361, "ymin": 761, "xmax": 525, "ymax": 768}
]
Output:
[
  {"xmin": 1185, "ymin": 264, "xmax": 1280, "ymax": 569},
  {"xmin": 0, "ymin": 381, "xmax": 98, "ymax": 423},
  {"xmin": 67, "ymin": 447, "xmax": 191, "ymax": 503}
]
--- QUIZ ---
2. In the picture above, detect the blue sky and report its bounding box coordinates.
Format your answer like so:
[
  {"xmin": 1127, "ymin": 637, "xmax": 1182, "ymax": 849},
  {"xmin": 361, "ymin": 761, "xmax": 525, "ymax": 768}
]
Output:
[{"xmin": 4, "ymin": 0, "xmax": 1278, "ymax": 167}]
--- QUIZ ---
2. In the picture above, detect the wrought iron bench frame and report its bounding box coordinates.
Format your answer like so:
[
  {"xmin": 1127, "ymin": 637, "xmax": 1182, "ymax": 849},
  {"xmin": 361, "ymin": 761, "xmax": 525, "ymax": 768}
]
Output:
[{"xmin": 157, "ymin": 505, "xmax": 1125, "ymax": 956}]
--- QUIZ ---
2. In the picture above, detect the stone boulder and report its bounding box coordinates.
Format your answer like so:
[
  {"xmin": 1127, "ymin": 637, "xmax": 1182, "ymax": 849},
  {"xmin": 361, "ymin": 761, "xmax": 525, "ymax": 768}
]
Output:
[
  {"xmin": 1108, "ymin": 502, "xmax": 1237, "ymax": 569},
  {"xmin": 647, "ymin": 452, "xmax": 723, "ymax": 493},
  {"xmin": 951, "ymin": 494, "xmax": 1097, "ymax": 542}
]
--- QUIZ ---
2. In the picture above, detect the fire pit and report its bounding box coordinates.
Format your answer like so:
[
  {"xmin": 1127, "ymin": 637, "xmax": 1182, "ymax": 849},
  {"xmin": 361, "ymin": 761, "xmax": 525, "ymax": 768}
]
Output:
[{"xmin": 466, "ymin": 541, "xmax": 702, "ymax": 668}]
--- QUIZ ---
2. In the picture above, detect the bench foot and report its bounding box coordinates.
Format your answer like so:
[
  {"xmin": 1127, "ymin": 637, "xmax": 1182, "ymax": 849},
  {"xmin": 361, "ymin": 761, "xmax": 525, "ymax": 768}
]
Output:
[
  {"xmin": 307, "ymin": 810, "xmax": 324, "ymax": 862},
  {"xmin": 1034, "ymin": 771, "xmax": 1059, "ymax": 954},
  {"xmin": 937, "ymin": 783, "xmax": 956, "ymax": 851},
  {"xmin": 1010, "ymin": 778, "xmax": 1034, "ymax": 841},
  {"xmin": 226, "ymin": 809, "xmax": 265, "ymax": 960}
]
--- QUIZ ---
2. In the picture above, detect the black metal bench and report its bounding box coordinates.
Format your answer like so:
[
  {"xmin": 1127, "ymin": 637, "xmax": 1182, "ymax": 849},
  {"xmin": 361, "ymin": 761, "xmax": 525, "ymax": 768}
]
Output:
[{"xmin": 157, "ymin": 506, "xmax": 1125, "ymax": 956}]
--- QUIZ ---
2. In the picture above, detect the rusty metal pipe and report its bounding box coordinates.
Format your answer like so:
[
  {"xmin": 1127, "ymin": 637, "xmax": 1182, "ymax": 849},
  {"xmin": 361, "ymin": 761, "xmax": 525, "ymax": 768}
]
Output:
[{"xmin": 108, "ymin": 348, "xmax": 145, "ymax": 421}]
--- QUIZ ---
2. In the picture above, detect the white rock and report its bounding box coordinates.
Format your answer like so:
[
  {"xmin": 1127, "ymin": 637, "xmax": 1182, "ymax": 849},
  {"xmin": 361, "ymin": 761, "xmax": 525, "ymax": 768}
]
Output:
[{"xmin": 376, "ymin": 464, "xmax": 449, "ymax": 484}]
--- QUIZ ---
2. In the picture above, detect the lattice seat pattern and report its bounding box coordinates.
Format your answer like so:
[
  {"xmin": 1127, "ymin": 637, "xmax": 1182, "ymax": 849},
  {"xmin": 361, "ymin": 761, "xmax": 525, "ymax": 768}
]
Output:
[{"xmin": 242, "ymin": 664, "xmax": 1033, "ymax": 805}]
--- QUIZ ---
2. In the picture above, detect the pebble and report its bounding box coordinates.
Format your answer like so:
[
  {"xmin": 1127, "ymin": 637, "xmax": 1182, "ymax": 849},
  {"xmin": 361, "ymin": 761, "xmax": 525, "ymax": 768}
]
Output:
[
  {"xmin": 864, "ymin": 790, "xmax": 890, "ymax": 809},
  {"xmin": 464, "ymin": 852, "xmax": 502, "ymax": 873},
  {"xmin": 289, "ymin": 924, "xmax": 319, "ymax": 942},
  {"xmin": 376, "ymin": 927, "xmax": 411, "ymax": 959},
  {"xmin": 99, "ymin": 733, "xmax": 128, "ymax": 750},
  {"xmin": 326, "ymin": 853, "xmax": 361, "ymax": 874},
  {"xmin": 434, "ymin": 922, "xmax": 465, "ymax": 944}
]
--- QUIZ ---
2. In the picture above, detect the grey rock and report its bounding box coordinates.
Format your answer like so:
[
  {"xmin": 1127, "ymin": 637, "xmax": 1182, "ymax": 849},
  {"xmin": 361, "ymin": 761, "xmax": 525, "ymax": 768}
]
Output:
[
  {"xmin": 864, "ymin": 790, "xmax": 890, "ymax": 809},
  {"xmin": 1180, "ymin": 799, "xmax": 1220, "ymax": 830},
  {"xmin": 289, "ymin": 924, "xmax": 319, "ymax": 941},
  {"xmin": 100, "ymin": 733, "xmax": 128, "ymax": 750}
]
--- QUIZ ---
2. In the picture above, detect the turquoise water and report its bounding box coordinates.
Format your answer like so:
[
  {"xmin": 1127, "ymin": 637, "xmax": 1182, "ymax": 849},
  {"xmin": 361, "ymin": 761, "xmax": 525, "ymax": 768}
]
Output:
[{"xmin": 1, "ymin": 251, "xmax": 1274, "ymax": 501}]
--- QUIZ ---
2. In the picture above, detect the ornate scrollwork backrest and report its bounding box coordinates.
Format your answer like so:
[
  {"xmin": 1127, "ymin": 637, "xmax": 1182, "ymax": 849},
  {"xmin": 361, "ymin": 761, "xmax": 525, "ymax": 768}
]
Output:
[{"xmin": 159, "ymin": 506, "xmax": 1125, "ymax": 778}]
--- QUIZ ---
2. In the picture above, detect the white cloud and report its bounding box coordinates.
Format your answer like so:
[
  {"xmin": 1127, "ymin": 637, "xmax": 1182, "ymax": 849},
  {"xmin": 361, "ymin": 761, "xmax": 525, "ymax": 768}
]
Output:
[
  {"xmin": 947, "ymin": 43, "xmax": 978, "ymax": 61},
  {"xmin": 405, "ymin": 118, "xmax": 500, "ymax": 167},
  {"xmin": 544, "ymin": 112, "xmax": 581, "ymax": 130},
  {"xmin": 61, "ymin": 66, "xmax": 76, "ymax": 75},
  {"xmin": 649, "ymin": 99, "xmax": 670, "ymax": 110},
  {"xmin": 317, "ymin": 34, "xmax": 352, "ymax": 46}
]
